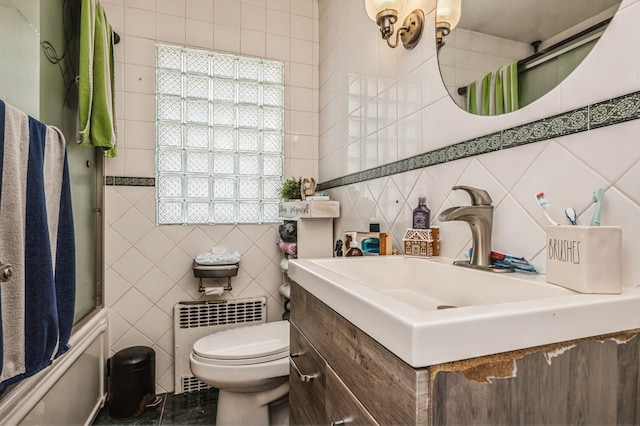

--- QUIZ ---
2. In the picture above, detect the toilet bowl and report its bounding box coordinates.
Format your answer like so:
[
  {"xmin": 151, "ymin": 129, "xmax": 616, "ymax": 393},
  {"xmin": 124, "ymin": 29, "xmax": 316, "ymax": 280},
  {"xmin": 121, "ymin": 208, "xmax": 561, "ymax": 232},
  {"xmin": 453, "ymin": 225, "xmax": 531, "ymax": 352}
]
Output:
[{"xmin": 189, "ymin": 320, "xmax": 290, "ymax": 425}]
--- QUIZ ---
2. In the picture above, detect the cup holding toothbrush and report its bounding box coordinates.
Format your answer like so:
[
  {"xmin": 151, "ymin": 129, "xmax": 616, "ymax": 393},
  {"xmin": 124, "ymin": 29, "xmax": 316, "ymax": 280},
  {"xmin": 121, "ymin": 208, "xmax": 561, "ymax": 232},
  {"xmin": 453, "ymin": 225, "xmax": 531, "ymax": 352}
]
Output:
[{"xmin": 545, "ymin": 225, "xmax": 621, "ymax": 294}]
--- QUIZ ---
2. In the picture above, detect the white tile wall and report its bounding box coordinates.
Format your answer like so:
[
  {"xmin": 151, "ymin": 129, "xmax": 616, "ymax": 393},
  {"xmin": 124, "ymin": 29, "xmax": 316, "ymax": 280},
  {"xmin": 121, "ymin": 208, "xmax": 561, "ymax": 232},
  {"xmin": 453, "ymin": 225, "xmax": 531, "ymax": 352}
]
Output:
[
  {"xmin": 319, "ymin": 0, "xmax": 640, "ymax": 294},
  {"xmin": 101, "ymin": 0, "xmax": 640, "ymax": 394},
  {"xmin": 101, "ymin": 0, "xmax": 319, "ymax": 393}
]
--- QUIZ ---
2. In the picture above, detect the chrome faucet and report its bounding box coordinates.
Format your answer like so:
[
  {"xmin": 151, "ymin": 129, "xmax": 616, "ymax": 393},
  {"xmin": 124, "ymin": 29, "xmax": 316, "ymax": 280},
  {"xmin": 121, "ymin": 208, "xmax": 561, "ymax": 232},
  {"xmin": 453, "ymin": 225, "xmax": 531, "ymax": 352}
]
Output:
[{"xmin": 438, "ymin": 186, "xmax": 513, "ymax": 273}]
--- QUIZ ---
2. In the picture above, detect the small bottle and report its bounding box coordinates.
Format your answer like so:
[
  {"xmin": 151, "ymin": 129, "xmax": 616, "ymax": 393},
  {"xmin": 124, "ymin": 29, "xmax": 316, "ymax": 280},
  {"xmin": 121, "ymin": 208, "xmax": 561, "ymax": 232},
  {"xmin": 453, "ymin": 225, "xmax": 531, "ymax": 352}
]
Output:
[
  {"xmin": 345, "ymin": 233, "xmax": 364, "ymax": 257},
  {"xmin": 413, "ymin": 197, "xmax": 431, "ymax": 229}
]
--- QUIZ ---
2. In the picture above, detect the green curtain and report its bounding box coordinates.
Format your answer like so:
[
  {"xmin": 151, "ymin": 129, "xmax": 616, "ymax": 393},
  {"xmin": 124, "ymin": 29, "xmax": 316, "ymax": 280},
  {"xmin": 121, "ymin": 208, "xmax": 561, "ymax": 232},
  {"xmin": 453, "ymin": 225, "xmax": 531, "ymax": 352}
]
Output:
[{"xmin": 465, "ymin": 61, "xmax": 519, "ymax": 116}]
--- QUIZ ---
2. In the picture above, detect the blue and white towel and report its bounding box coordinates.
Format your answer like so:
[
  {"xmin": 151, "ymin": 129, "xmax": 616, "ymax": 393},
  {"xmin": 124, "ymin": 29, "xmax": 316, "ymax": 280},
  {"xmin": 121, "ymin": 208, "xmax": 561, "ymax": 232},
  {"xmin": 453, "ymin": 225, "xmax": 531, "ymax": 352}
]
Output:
[{"xmin": 0, "ymin": 100, "xmax": 76, "ymax": 393}]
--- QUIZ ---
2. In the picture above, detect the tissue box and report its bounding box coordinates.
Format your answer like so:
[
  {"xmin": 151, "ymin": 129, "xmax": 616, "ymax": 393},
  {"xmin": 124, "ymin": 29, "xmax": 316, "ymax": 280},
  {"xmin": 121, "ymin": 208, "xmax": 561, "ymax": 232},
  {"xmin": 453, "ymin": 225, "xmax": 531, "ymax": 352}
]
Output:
[{"xmin": 545, "ymin": 226, "xmax": 622, "ymax": 294}]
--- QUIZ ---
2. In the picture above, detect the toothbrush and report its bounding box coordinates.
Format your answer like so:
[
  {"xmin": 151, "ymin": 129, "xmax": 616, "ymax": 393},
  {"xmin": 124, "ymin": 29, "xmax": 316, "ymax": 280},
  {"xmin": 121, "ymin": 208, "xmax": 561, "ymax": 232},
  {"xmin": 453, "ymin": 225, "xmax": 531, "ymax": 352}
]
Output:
[
  {"xmin": 535, "ymin": 192, "xmax": 559, "ymax": 226},
  {"xmin": 565, "ymin": 207, "xmax": 577, "ymax": 225},
  {"xmin": 591, "ymin": 187, "xmax": 605, "ymax": 226}
]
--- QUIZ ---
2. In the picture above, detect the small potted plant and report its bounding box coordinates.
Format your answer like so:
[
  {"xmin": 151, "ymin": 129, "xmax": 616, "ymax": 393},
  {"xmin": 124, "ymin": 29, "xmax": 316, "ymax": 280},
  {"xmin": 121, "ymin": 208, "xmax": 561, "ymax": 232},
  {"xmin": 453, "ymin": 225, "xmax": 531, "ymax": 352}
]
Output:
[{"xmin": 280, "ymin": 177, "xmax": 302, "ymax": 201}]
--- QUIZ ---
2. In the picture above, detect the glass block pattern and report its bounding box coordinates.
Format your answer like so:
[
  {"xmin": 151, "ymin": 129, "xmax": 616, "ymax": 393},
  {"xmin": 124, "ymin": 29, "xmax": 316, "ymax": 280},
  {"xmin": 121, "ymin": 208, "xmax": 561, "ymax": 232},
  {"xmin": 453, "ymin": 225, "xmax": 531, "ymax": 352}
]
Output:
[
  {"xmin": 263, "ymin": 132, "xmax": 282, "ymax": 153},
  {"xmin": 239, "ymin": 179, "xmax": 260, "ymax": 199},
  {"xmin": 263, "ymin": 179, "xmax": 281, "ymax": 199},
  {"xmin": 186, "ymin": 126, "xmax": 209, "ymax": 148},
  {"xmin": 188, "ymin": 202, "xmax": 210, "ymax": 223},
  {"xmin": 238, "ymin": 203, "xmax": 260, "ymax": 223},
  {"xmin": 213, "ymin": 178, "xmax": 236, "ymax": 199},
  {"xmin": 262, "ymin": 203, "xmax": 280, "ymax": 223},
  {"xmin": 238, "ymin": 105, "xmax": 259, "ymax": 128},
  {"xmin": 239, "ymin": 155, "xmax": 259, "ymax": 176},
  {"xmin": 158, "ymin": 175, "xmax": 182, "ymax": 198},
  {"xmin": 212, "ymin": 79, "xmax": 235, "ymax": 103},
  {"xmin": 238, "ymin": 57, "xmax": 260, "ymax": 81},
  {"xmin": 158, "ymin": 123, "xmax": 182, "ymax": 147},
  {"xmin": 262, "ymin": 155, "xmax": 282, "ymax": 177},
  {"xmin": 187, "ymin": 176, "xmax": 210, "ymax": 198},
  {"xmin": 156, "ymin": 44, "xmax": 284, "ymax": 225},
  {"xmin": 263, "ymin": 85, "xmax": 283, "ymax": 107},
  {"xmin": 238, "ymin": 130, "xmax": 259, "ymax": 152},
  {"xmin": 186, "ymin": 75, "xmax": 209, "ymax": 99},
  {"xmin": 158, "ymin": 71, "xmax": 182, "ymax": 96}
]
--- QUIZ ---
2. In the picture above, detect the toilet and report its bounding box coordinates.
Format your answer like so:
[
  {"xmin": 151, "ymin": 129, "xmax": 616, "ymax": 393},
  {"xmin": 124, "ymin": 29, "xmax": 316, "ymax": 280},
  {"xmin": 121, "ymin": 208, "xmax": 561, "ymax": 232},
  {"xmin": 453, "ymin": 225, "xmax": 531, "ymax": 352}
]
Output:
[{"xmin": 189, "ymin": 320, "xmax": 290, "ymax": 425}]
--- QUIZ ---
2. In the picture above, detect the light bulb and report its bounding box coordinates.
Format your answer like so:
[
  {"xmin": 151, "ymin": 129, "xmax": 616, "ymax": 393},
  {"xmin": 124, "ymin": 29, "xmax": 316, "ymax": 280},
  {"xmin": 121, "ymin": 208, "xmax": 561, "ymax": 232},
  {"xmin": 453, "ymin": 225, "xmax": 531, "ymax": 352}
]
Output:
[
  {"xmin": 436, "ymin": 0, "xmax": 461, "ymax": 29},
  {"xmin": 364, "ymin": 0, "xmax": 406, "ymax": 22}
]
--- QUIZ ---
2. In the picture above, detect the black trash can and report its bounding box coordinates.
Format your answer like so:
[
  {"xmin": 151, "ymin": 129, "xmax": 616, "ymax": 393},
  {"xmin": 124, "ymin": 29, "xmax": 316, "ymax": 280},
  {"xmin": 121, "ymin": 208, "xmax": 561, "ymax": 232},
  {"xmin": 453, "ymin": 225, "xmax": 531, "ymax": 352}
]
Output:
[{"xmin": 108, "ymin": 346, "xmax": 156, "ymax": 419}]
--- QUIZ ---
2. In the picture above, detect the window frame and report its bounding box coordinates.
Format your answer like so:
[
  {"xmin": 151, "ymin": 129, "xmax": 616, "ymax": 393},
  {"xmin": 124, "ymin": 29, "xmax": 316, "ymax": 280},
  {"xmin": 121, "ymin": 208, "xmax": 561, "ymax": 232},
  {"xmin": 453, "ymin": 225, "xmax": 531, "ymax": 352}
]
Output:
[{"xmin": 155, "ymin": 44, "xmax": 285, "ymax": 225}]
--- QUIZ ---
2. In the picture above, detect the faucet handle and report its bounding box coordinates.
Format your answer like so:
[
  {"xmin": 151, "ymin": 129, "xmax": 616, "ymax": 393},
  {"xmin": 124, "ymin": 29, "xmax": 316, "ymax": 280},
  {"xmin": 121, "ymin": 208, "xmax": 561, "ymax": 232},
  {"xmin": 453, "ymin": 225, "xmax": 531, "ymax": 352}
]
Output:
[{"xmin": 452, "ymin": 185, "xmax": 492, "ymax": 206}]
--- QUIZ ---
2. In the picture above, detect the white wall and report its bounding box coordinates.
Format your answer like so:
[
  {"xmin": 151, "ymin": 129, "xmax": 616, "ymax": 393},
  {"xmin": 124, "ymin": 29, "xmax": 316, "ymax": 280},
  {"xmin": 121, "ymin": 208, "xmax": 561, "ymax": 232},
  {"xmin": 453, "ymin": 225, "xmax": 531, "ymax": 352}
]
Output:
[
  {"xmin": 319, "ymin": 0, "xmax": 640, "ymax": 288},
  {"xmin": 101, "ymin": 0, "xmax": 319, "ymax": 393}
]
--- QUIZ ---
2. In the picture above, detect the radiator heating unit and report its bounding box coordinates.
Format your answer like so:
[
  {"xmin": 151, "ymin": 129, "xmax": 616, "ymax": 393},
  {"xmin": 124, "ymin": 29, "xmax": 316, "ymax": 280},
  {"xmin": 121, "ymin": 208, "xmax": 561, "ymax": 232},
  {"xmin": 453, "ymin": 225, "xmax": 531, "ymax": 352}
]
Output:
[{"xmin": 173, "ymin": 297, "xmax": 266, "ymax": 394}]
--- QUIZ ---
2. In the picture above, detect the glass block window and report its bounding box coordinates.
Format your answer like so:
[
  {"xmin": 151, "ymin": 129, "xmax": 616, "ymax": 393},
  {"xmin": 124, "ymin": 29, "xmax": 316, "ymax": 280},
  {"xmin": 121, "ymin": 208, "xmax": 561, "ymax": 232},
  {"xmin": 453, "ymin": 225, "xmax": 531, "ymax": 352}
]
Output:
[{"xmin": 156, "ymin": 44, "xmax": 284, "ymax": 225}]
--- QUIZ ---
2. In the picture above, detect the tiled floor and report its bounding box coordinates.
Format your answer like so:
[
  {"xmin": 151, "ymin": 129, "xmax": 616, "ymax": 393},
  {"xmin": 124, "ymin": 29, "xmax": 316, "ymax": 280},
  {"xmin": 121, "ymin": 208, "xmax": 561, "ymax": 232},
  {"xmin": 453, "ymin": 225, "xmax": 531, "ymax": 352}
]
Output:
[{"xmin": 92, "ymin": 388, "xmax": 218, "ymax": 425}]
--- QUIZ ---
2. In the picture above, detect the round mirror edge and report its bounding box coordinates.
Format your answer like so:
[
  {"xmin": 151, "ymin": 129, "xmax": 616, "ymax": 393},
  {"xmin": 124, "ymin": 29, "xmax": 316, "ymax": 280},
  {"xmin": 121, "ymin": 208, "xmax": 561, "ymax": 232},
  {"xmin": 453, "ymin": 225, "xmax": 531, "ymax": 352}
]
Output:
[{"xmin": 436, "ymin": 0, "xmax": 623, "ymax": 117}]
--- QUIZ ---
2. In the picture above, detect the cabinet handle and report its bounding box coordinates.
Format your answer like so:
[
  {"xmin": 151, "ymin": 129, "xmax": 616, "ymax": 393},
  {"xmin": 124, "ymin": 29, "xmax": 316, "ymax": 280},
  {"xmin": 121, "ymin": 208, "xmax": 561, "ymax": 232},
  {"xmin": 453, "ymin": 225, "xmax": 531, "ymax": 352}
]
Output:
[
  {"xmin": 289, "ymin": 352, "xmax": 317, "ymax": 383},
  {"xmin": 331, "ymin": 418, "xmax": 352, "ymax": 426}
]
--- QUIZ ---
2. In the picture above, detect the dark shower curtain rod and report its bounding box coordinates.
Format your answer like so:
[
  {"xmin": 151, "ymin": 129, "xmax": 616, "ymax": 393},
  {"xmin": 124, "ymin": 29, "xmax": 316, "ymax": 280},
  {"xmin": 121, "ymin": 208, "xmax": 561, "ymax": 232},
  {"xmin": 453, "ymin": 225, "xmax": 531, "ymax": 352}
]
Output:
[{"xmin": 456, "ymin": 18, "xmax": 611, "ymax": 96}]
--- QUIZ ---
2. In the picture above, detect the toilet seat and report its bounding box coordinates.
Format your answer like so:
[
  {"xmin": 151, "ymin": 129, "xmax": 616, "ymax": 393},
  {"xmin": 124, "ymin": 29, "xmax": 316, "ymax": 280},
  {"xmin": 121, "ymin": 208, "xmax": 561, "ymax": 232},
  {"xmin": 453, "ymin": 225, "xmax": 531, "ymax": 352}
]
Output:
[{"xmin": 193, "ymin": 320, "xmax": 289, "ymax": 366}]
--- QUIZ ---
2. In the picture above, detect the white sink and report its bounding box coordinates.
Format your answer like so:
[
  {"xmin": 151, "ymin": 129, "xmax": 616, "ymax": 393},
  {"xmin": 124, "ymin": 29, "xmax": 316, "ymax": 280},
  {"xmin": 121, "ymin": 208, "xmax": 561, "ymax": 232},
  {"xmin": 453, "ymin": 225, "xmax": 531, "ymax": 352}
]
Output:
[{"xmin": 288, "ymin": 256, "xmax": 640, "ymax": 367}]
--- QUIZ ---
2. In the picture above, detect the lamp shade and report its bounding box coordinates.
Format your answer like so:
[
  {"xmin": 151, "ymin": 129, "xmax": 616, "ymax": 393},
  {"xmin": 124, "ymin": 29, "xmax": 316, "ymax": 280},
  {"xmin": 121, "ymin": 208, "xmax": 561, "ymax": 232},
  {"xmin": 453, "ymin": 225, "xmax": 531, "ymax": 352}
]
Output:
[
  {"xmin": 436, "ymin": 0, "xmax": 461, "ymax": 29},
  {"xmin": 364, "ymin": 0, "xmax": 406, "ymax": 21}
]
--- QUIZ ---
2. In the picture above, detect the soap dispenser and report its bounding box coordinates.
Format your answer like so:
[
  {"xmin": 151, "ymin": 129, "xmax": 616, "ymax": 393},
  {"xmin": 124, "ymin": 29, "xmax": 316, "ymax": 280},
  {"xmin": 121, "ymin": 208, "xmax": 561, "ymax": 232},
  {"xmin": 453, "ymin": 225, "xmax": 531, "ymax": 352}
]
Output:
[
  {"xmin": 345, "ymin": 232, "xmax": 363, "ymax": 257},
  {"xmin": 413, "ymin": 196, "xmax": 431, "ymax": 229}
]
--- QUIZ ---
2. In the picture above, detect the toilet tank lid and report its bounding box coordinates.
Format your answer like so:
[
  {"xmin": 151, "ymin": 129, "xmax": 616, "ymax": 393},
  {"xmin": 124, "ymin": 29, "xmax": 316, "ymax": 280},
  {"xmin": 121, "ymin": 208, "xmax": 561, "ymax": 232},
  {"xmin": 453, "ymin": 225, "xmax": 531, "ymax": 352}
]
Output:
[{"xmin": 193, "ymin": 320, "xmax": 289, "ymax": 361}]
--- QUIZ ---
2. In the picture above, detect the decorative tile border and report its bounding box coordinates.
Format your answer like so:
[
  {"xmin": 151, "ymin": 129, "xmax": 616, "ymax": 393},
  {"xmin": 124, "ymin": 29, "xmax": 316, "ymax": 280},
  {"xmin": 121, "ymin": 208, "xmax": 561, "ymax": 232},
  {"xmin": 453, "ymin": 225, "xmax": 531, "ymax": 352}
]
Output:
[
  {"xmin": 105, "ymin": 176, "xmax": 155, "ymax": 186},
  {"xmin": 590, "ymin": 91, "xmax": 640, "ymax": 129},
  {"xmin": 502, "ymin": 107, "xmax": 589, "ymax": 149},
  {"xmin": 317, "ymin": 90, "xmax": 640, "ymax": 191}
]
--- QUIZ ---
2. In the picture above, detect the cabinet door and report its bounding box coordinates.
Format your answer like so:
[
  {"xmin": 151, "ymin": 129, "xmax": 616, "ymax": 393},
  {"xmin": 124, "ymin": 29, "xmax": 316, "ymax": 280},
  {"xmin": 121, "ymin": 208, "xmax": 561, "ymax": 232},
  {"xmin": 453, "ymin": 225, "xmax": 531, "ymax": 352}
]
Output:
[
  {"xmin": 290, "ymin": 323, "xmax": 326, "ymax": 425},
  {"xmin": 326, "ymin": 366, "xmax": 379, "ymax": 426}
]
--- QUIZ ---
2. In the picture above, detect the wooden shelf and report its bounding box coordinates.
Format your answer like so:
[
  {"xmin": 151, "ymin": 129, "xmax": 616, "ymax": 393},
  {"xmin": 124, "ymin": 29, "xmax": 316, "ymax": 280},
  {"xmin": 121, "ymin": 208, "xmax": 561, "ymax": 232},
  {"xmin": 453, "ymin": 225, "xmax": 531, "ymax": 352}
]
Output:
[{"xmin": 279, "ymin": 201, "xmax": 340, "ymax": 259}]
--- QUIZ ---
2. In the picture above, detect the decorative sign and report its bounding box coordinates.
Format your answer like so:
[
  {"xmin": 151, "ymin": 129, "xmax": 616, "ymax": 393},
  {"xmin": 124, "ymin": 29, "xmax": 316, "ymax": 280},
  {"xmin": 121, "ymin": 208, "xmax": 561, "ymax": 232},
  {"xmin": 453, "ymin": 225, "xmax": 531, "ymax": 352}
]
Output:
[{"xmin": 278, "ymin": 201, "xmax": 340, "ymax": 219}]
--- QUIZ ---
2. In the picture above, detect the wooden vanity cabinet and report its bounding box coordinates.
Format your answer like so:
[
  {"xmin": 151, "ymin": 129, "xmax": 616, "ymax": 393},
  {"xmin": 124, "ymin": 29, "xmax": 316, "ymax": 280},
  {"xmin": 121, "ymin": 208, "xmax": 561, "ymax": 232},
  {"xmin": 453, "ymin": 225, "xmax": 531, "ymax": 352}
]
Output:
[
  {"xmin": 289, "ymin": 322, "xmax": 326, "ymax": 425},
  {"xmin": 325, "ymin": 366, "xmax": 378, "ymax": 426},
  {"xmin": 289, "ymin": 323, "xmax": 377, "ymax": 425},
  {"xmin": 290, "ymin": 281, "xmax": 640, "ymax": 426},
  {"xmin": 290, "ymin": 281, "xmax": 429, "ymax": 425}
]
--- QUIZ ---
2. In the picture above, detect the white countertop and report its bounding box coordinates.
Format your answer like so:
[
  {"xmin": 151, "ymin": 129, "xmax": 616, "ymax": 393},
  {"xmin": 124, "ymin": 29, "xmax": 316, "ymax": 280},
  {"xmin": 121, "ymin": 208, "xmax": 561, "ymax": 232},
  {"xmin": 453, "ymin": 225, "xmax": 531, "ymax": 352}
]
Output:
[{"xmin": 288, "ymin": 256, "xmax": 640, "ymax": 367}]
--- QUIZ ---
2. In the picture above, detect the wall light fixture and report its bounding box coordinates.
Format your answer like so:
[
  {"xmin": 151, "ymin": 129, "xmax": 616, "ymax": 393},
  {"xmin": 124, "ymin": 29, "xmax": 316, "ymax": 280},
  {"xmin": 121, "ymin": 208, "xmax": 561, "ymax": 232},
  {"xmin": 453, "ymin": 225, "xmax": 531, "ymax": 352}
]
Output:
[
  {"xmin": 365, "ymin": 0, "xmax": 424, "ymax": 49},
  {"xmin": 436, "ymin": 0, "xmax": 462, "ymax": 50}
]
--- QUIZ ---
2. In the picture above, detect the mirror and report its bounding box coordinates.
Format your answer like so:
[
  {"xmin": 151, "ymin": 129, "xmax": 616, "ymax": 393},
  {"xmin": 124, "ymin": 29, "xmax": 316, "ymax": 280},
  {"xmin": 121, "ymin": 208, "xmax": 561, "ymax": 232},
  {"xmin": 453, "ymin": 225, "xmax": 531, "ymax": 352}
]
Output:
[{"xmin": 437, "ymin": 0, "xmax": 622, "ymax": 116}]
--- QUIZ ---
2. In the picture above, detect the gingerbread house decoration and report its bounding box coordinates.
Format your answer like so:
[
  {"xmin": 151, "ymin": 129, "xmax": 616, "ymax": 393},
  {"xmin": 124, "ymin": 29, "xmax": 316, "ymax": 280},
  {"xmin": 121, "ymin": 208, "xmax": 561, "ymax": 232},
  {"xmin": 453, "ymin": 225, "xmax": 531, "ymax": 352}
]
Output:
[{"xmin": 402, "ymin": 227, "xmax": 440, "ymax": 257}]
